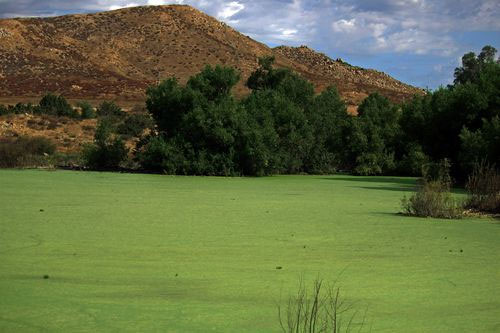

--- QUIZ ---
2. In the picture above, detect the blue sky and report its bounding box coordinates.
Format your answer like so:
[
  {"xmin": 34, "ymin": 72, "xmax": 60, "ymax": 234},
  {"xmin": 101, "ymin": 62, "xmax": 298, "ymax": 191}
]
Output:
[{"xmin": 1, "ymin": 0, "xmax": 499, "ymax": 89}]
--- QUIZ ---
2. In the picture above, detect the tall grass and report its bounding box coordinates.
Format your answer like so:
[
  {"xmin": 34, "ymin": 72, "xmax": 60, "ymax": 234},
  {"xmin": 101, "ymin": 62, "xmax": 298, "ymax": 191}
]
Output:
[
  {"xmin": 401, "ymin": 159, "xmax": 462, "ymax": 219},
  {"xmin": 465, "ymin": 162, "xmax": 500, "ymax": 214},
  {"xmin": 0, "ymin": 136, "xmax": 56, "ymax": 168}
]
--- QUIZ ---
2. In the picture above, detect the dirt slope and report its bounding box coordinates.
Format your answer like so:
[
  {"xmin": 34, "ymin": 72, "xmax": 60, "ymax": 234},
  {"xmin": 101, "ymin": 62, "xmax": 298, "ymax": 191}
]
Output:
[
  {"xmin": 274, "ymin": 45, "xmax": 422, "ymax": 105},
  {"xmin": 0, "ymin": 5, "xmax": 423, "ymax": 107}
]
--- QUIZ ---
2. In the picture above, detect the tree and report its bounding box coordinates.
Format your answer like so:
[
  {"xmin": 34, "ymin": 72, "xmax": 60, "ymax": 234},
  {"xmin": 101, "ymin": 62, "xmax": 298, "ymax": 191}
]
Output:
[
  {"xmin": 96, "ymin": 101, "xmax": 125, "ymax": 119},
  {"xmin": 179, "ymin": 97, "xmax": 242, "ymax": 176},
  {"xmin": 454, "ymin": 45, "xmax": 498, "ymax": 85},
  {"xmin": 400, "ymin": 45, "xmax": 499, "ymax": 180},
  {"xmin": 243, "ymin": 90, "xmax": 313, "ymax": 174},
  {"xmin": 143, "ymin": 65, "xmax": 248, "ymax": 176},
  {"xmin": 146, "ymin": 78, "xmax": 196, "ymax": 137},
  {"xmin": 143, "ymin": 62, "xmax": 322, "ymax": 176},
  {"xmin": 247, "ymin": 56, "xmax": 314, "ymax": 108},
  {"xmin": 346, "ymin": 93, "xmax": 400, "ymax": 175},
  {"xmin": 117, "ymin": 113, "xmax": 154, "ymax": 138},
  {"xmin": 77, "ymin": 101, "xmax": 96, "ymax": 119},
  {"xmin": 246, "ymin": 55, "xmax": 276, "ymax": 91},
  {"xmin": 136, "ymin": 136, "xmax": 186, "ymax": 174},
  {"xmin": 187, "ymin": 65, "xmax": 240, "ymax": 102},
  {"xmin": 0, "ymin": 104, "xmax": 8, "ymax": 116},
  {"xmin": 304, "ymin": 86, "xmax": 349, "ymax": 173},
  {"xmin": 82, "ymin": 119, "xmax": 128, "ymax": 169},
  {"xmin": 460, "ymin": 116, "xmax": 500, "ymax": 174},
  {"xmin": 38, "ymin": 93, "xmax": 78, "ymax": 118}
]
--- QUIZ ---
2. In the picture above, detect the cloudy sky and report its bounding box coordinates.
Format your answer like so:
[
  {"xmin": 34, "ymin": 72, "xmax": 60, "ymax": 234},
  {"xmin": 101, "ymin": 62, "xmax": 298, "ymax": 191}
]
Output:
[{"xmin": 1, "ymin": 0, "xmax": 499, "ymax": 89}]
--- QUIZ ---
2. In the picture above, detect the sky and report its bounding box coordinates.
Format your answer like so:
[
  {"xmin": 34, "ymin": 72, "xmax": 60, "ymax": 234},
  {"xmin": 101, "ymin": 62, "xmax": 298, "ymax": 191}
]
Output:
[{"xmin": 0, "ymin": 0, "xmax": 499, "ymax": 89}]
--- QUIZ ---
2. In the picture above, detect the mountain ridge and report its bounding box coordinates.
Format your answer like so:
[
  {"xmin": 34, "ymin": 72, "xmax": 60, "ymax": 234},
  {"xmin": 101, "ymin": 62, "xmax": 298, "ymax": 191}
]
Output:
[{"xmin": 0, "ymin": 5, "xmax": 423, "ymax": 107}]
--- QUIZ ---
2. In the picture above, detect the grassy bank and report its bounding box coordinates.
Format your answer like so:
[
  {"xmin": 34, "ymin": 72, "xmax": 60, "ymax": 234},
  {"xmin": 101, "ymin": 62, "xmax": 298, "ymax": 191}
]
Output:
[{"xmin": 0, "ymin": 170, "xmax": 498, "ymax": 332}]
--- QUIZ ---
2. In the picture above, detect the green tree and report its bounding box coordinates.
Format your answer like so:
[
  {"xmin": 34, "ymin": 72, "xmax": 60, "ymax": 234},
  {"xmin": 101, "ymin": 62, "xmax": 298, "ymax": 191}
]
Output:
[
  {"xmin": 136, "ymin": 136, "xmax": 186, "ymax": 174},
  {"xmin": 117, "ymin": 113, "xmax": 154, "ymax": 138},
  {"xmin": 96, "ymin": 101, "xmax": 125, "ymax": 119},
  {"xmin": 143, "ymin": 65, "xmax": 246, "ymax": 176},
  {"xmin": 82, "ymin": 119, "xmax": 128, "ymax": 169},
  {"xmin": 246, "ymin": 55, "xmax": 277, "ymax": 91},
  {"xmin": 187, "ymin": 65, "xmax": 240, "ymax": 102},
  {"xmin": 304, "ymin": 86, "xmax": 349, "ymax": 173},
  {"xmin": 247, "ymin": 56, "xmax": 314, "ymax": 108},
  {"xmin": 460, "ymin": 116, "xmax": 500, "ymax": 173},
  {"xmin": 454, "ymin": 45, "xmax": 498, "ymax": 85},
  {"xmin": 77, "ymin": 101, "xmax": 96, "ymax": 119},
  {"xmin": 243, "ymin": 90, "xmax": 313, "ymax": 174},
  {"xmin": 38, "ymin": 93, "xmax": 78, "ymax": 118},
  {"xmin": 346, "ymin": 93, "xmax": 400, "ymax": 175},
  {"xmin": 0, "ymin": 104, "xmax": 8, "ymax": 116},
  {"xmin": 146, "ymin": 78, "xmax": 196, "ymax": 137}
]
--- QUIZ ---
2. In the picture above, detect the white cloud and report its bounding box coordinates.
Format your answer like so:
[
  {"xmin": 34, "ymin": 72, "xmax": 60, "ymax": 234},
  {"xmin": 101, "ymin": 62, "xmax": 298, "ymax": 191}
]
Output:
[
  {"xmin": 332, "ymin": 19, "xmax": 357, "ymax": 33},
  {"xmin": 109, "ymin": 3, "xmax": 140, "ymax": 10},
  {"xmin": 282, "ymin": 29, "xmax": 297, "ymax": 36},
  {"xmin": 217, "ymin": 1, "xmax": 244, "ymax": 20},
  {"xmin": 147, "ymin": 0, "xmax": 186, "ymax": 5},
  {"xmin": 379, "ymin": 29, "xmax": 457, "ymax": 56}
]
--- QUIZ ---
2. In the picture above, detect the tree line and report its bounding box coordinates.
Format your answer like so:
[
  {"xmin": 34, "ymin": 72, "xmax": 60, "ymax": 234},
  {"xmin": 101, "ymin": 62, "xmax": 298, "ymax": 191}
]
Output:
[
  {"xmin": 1, "ymin": 45, "xmax": 498, "ymax": 181},
  {"xmin": 129, "ymin": 46, "xmax": 499, "ymax": 179}
]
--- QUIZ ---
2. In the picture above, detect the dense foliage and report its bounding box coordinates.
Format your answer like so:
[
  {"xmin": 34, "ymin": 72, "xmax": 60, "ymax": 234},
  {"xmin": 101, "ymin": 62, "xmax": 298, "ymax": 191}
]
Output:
[
  {"xmin": 117, "ymin": 113, "xmax": 154, "ymax": 138},
  {"xmin": 0, "ymin": 94, "xmax": 79, "ymax": 118},
  {"xmin": 0, "ymin": 102, "xmax": 39, "ymax": 116},
  {"xmin": 38, "ymin": 93, "xmax": 79, "ymax": 118},
  {"xmin": 399, "ymin": 45, "xmax": 499, "ymax": 180},
  {"xmin": 346, "ymin": 93, "xmax": 400, "ymax": 175},
  {"xmin": 139, "ymin": 63, "xmax": 347, "ymax": 175},
  {"xmin": 1, "ymin": 46, "xmax": 498, "ymax": 181},
  {"xmin": 82, "ymin": 119, "xmax": 128, "ymax": 170},
  {"xmin": 137, "ymin": 46, "xmax": 499, "ymax": 177},
  {"xmin": 96, "ymin": 101, "xmax": 126, "ymax": 120}
]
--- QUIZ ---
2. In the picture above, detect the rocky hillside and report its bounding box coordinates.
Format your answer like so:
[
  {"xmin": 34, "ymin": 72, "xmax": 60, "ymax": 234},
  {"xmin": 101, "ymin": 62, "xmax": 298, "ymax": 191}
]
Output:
[
  {"xmin": 0, "ymin": 5, "xmax": 423, "ymax": 107},
  {"xmin": 0, "ymin": 113, "xmax": 96, "ymax": 153},
  {"xmin": 274, "ymin": 45, "xmax": 422, "ymax": 105}
]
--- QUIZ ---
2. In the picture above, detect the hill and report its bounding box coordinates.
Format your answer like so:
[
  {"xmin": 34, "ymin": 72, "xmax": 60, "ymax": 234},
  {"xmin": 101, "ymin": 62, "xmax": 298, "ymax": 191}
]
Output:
[
  {"xmin": 274, "ymin": 45, "xmax": 422, "ymax": 105},
  {"xmin": 0, "ymin": 5, "xmax": 423, "ymax": 107}
]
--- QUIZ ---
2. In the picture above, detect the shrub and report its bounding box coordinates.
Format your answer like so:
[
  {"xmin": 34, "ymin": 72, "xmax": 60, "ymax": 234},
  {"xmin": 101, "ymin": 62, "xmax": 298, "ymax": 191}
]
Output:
[
  {"xmin": 278, "ymin": 277, "xmax": 366, "ymax": 333},
  {"xmin": 117, "ymin": 113, "xmax": 154, "ymax": 138},
  {"xmin": 401, "ymin": 181, "xmax": 463, "ymax": 219},
  {"xmin": 81, "ymin": 119, "xmax": 128, "ymax": 170},
  {"xmin": 96, "ymin": 101, "xmax": 125, "ymax": 119},
  {"xmin": 77, "ymin": 101, "xmax": 96, "ymax": 119},
  {"xmin": 38, "ymin": 93, "xmax": 78, "ymax": 118},
  {"xmin": 0, "ymin": 136, "xmax": 56, "ymax": 168},
  {"xmin": 401, "ymin": 158, "xmax": 462, "ymax": 219},
  {"xmin": 0, "ymin": 103, "xmax": 38, "ymax": 115},
  {"xmin": 136, "ymin": 136, "xmax": 186, "ymax": 174},
  {"xmin": 0, "ymin": 104, "xmax": 8, "ymax": 116},
  {"xmin": 465, "ymin": 162, "xmax": 500, "ymax": 214}
]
